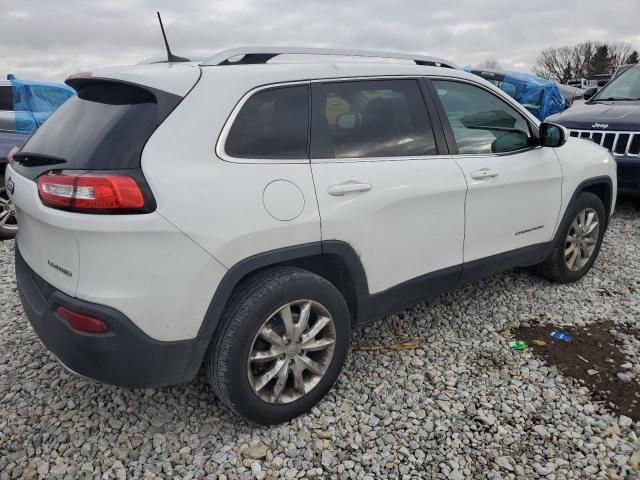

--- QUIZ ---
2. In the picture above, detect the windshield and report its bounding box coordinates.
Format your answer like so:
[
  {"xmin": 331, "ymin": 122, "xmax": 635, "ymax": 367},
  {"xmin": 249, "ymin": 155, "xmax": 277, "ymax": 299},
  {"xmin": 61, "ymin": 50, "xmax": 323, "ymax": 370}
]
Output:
[{"xmin": 593, "ymin": 67, "xmax": 640, "ymax": 101}]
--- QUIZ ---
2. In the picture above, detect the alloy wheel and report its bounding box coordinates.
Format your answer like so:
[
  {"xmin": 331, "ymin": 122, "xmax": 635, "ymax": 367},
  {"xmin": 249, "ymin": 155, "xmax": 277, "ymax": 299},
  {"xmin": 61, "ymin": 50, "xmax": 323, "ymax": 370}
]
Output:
[
  {"xmin": 247, "ymin": 300, "xmax": 336, "ymax": 404},
  {"xmin": 0, "ymin": 186, "xmax": 17, "ymax": 233},
  {"xmin": 564, "ymin": 208, "xmax": 599, "ymax": 271}
]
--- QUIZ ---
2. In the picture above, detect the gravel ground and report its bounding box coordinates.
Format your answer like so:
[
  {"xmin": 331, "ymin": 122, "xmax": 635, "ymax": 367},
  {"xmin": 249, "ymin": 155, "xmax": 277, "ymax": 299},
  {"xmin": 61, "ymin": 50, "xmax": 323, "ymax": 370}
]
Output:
[{"xmin": 0, "ymin": 198, "xmax": 639, "ymax": 480}]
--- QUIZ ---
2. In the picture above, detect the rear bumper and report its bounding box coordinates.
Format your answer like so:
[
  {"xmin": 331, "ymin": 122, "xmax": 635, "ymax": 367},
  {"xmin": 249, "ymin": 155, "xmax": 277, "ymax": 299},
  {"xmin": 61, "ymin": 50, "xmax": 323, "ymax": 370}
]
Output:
[
  {"xmin": 616, "ymin": 158, "xmax": 640, "ymax": 193},
  {"xmin": 15, "ymin": 246, "xmax": 206, "ymax": 388}
]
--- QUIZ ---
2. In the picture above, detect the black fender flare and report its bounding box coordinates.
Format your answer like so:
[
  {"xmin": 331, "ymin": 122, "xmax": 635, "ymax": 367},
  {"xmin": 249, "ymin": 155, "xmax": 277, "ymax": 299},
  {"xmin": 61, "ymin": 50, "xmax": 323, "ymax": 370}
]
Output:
[
  {"xmin": 183, "ymin": 240, "xmax": 370, "ymax": 380},
  {"xmin": 545, "ymin": 175, "xmax": 614, "ymax": 258}
]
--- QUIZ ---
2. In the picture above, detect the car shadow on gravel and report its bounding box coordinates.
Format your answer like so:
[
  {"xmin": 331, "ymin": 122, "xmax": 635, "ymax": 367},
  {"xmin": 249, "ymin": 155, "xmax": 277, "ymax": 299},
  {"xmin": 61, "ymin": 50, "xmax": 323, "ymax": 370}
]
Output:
[{"xmin": 515, "ymin": 321, "xmax": 640, "ymax": 420}]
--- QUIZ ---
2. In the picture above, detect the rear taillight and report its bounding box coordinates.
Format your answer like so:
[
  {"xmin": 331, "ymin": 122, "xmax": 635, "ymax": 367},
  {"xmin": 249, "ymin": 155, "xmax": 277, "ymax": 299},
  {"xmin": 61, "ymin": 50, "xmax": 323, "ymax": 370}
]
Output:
[
  {"xmin": 37, "ymin": 172, "xmax": 145, "ymax": 212},
  {"xmin": 57, "ymin": 305, "xmax": 110, "ymax": 333}
]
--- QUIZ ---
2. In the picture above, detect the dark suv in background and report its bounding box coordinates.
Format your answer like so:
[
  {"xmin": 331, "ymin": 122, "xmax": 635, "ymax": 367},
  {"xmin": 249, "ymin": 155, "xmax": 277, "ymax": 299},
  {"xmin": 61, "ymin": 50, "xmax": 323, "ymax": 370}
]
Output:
[{"xmin": 547, "ymin": 65, "xmax": 640, "ymax": 194}]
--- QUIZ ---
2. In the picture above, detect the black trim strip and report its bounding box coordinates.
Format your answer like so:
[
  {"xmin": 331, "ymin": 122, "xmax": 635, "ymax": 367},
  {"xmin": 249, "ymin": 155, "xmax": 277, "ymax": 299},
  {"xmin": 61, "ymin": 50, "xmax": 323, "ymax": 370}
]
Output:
[
  {"xmin": 423, "ymin": 77, "xmax": 459, "ymax": 155},
  {"xmin": 417, "ymin": 78, "xmax": 448, "ymax": 155},
  {"xmin": 460, "ymin": 242, "xmax": 549, "ymax": 285},
  {"xmin": 361, "ymin": 264, "xmax": 461, "ymax": 325}
]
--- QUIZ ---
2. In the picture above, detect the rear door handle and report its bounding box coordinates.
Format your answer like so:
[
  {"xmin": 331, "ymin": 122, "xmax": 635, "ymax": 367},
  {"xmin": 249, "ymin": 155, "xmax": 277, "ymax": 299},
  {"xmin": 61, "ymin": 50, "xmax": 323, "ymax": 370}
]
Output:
[
  {"xmin": 470, "ymin": 168, "xmax": 499, "ymax": 180},
  {"xmin": 328, "ymin": 181, "xmax": 373, "ymax": 196}
]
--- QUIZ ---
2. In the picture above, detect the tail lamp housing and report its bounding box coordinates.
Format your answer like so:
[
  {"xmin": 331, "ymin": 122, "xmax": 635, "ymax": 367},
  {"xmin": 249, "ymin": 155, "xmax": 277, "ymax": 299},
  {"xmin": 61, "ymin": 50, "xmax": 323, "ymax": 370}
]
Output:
[{"xmin": 37, "ymin": 171, "xmax": 152, "ymax": 213}]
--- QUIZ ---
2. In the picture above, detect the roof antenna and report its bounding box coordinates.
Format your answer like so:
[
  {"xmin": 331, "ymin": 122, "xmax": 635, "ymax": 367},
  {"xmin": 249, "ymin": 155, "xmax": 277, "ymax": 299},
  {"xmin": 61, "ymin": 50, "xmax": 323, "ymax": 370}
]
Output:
[{"xmin": 157, "ymin": 11, "xmax": 189, "ymax": 62}]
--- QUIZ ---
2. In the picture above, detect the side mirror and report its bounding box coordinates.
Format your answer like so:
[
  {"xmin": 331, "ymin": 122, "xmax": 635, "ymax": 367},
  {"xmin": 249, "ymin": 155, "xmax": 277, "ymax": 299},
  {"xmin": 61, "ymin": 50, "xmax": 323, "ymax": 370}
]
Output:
[
  {"xmin": 336, "ymin": 113, "xmax": 360, "ymax": 130},
  {"xmin": 583, "ymin": 87, "xmax": 598, "ymax": 100},
  {"xmin": 540, "ymin": 122, "xmax": 567, "ymax": 148},
  {"xmin": 491, "ymin": 131, "xmax": 530, "ymax": 153}
]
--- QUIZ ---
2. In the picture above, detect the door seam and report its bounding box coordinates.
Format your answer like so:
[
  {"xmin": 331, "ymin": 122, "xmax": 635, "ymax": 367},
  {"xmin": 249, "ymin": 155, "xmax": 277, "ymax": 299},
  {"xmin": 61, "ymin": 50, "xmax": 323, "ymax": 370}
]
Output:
[{"xmin": 453, "ymin": 155, "xmax": 470, "ymax": 266}]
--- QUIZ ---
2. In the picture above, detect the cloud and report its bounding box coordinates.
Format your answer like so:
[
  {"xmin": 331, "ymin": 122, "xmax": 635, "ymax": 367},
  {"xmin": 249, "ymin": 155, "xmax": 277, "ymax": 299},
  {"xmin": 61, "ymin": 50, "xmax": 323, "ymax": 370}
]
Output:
[{"xmin": 1, "ymin": 0, "xmax": 638, "ymax": 81}]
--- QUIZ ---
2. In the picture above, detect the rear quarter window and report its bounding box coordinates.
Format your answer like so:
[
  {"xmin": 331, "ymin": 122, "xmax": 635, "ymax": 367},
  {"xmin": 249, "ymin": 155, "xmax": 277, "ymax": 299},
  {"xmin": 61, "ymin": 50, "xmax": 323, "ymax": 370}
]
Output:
[{"xmin": 225, "ymin": 85, "xmax": 310, "ymax": 160}]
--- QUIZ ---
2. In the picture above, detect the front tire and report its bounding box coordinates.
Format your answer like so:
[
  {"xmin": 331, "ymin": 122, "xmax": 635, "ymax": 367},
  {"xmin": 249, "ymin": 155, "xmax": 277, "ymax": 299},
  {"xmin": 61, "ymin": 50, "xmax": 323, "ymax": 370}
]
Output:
[
  {"xmin": 205, "ymin": 267, "xmax": 351, "ymax": 425},
  {"xmin": 536, "ymin": 192, "xmax": 606, "ymax": 283}
]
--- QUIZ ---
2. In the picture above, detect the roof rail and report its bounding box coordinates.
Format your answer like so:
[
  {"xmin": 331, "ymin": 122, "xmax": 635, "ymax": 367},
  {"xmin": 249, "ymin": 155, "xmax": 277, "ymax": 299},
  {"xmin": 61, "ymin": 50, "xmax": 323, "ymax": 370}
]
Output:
[{"xmin": 201, "ymin": 47, "xmax": 457, "ymax": 69}]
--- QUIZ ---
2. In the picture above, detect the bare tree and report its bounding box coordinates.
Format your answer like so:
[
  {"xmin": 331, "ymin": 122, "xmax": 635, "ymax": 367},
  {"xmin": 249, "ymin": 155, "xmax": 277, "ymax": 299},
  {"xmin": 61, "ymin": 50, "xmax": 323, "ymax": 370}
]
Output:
[
  {"xmin": 533, "ymin": 41, "xmax": 638, "ymax": 83},
  {"xmin": 478, "ymin": 58, "xmax": 500, "ymax": 70},
  {"xmin": 571, "ymin": 41, "xmax": 596, "ymax": 79},
  {"xmin": 608, "ymin": 42, "xmax": 635, "ymax": 64},
  {"xmin": 532, "ymin": 46, "xmax": 574, "ymax": 83}
]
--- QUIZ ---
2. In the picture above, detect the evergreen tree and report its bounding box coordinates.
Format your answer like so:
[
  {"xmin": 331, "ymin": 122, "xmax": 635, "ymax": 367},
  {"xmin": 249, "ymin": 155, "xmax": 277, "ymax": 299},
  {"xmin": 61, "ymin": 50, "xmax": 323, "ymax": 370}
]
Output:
[
  {"xmin": 590, "ymin": 44, "xmax": 610, "ymax": 76},
  {"xmin": 561, "ymin": 63, "xmax": 573, "ymax": 84}
]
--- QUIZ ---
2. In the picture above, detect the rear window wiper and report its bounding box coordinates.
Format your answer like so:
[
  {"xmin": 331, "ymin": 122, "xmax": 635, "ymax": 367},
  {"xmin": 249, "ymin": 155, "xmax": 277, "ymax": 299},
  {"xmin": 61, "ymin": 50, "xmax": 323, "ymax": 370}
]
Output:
[{"xmin": 12, "ymin": 152, "xmax": 66, "ymax": 167}]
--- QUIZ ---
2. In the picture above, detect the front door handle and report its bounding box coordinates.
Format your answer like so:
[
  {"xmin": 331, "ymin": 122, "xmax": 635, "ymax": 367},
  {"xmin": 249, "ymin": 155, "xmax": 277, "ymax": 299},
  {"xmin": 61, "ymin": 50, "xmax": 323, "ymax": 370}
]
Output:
[
  {"xmin": 471, "ymin": 168, "xmax": 499, "ymax": 180},
  {"xmin": 327, "ymin": 181, "xmax": 373, "ymax": 196}
]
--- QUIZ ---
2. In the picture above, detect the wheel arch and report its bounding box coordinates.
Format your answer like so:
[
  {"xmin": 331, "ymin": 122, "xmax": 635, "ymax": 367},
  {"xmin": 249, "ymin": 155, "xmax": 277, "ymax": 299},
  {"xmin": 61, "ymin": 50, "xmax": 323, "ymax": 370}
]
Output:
[
  {"xmin": 577, "ymin": 177, "xmax": 613, "ymax": 225},
  {"xmin": 556, "ymin": 175, "xmax": 614, "ymax": 233},
  {"xmin": 551, "ymin": 175, "xmax": 614, "ymax": 251},
  {"xmin": 198, "ymin": 241, "xmax": 369, "ymax": 345}
]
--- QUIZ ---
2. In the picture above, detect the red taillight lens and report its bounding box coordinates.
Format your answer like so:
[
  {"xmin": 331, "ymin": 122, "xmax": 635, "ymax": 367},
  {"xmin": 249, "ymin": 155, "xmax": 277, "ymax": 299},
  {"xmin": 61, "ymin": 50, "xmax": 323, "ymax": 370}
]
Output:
[
  {"xmin": 37, "ymin": 172, "xmax": 144, "ymax": 212},
  {"xmin": 57, "ymin": 305, "xmax": 110, "ymax": 333}
]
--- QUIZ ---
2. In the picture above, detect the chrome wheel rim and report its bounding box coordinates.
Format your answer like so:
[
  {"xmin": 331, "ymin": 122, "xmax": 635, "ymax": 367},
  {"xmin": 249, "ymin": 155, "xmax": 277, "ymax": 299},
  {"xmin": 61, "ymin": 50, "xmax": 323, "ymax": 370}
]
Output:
[
  {"xmin": 247, "ymin": 300, "xmax": 336, "ymax": 404},
  {"xmin": 565, "ymin": 208, "xmax": 599, "ymax": 271},
  {"xmin": 0, "ymin": 186, "xmax": 17, "ymax": 232}
]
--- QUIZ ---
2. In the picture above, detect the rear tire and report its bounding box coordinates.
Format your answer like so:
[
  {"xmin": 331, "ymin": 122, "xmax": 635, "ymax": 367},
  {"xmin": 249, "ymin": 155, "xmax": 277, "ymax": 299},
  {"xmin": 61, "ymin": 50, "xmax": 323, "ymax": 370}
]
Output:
[
  {"xmin": 205, "ymin": 267, "xmax": 351, "ymax": 425},
  {"xmin": 0, "ymin": 177, "xmax": 18, "ymax": 240},
  {"xmin": 536, "ymin": 192, "xmax": 606, "ymax": 283}
]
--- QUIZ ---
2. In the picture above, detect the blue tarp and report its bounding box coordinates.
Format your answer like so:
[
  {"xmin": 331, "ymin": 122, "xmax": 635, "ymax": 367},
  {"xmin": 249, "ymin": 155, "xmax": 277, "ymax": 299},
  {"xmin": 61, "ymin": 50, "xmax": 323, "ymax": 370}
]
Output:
[
  {"xmin": 10, "ymin": 79, "xmax": 36, "ymax": 134},
  {"xmin": 466, "ymin": 67, "xmax": 566, "ymax": 121},
  {"xmin": 501, "ymin": 71, "xmax": 565, "ymax": 121},
  {"xmin": 9, "ymin": 78, "xmax": 74, "ymax": 133}
]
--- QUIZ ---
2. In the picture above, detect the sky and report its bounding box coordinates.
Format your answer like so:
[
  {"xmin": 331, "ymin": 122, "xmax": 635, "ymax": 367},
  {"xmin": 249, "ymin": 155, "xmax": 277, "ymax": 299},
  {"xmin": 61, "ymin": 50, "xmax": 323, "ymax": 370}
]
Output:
[{"xmin": 2, "ymin": 0, "xmax": 640, "ymax": 82}]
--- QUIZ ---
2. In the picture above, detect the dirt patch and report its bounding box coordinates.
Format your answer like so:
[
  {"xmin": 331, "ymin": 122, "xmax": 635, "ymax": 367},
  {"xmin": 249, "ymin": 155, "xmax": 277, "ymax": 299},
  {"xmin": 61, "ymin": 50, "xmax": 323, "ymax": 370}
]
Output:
[{"xmin": 514, "ymin": 322, "xmax": 640, "ymax": 420}]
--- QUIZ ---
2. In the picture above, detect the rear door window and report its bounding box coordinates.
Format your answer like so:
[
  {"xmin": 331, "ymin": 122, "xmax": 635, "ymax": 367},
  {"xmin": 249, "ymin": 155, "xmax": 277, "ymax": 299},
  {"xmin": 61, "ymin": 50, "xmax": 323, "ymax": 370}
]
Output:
[
  {"xmin": 313, "ymin": 79, "xmax": 436, "ymax": 159},
  {"xmin": 225, "ymin": 85, "xmax": 310, "ymax": 159}
]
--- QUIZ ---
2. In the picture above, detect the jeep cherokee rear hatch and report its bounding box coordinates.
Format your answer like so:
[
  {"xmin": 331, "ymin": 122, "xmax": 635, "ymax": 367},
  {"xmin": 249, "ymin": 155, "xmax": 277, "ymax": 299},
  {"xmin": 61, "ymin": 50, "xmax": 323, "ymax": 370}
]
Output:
[
  {"xmin": 11, "ymin": 78, "xmax": 181, "ymax": 185},
  {"xmin": 7, "ymin": 64, "xmax": 199, "ymax": 296}
]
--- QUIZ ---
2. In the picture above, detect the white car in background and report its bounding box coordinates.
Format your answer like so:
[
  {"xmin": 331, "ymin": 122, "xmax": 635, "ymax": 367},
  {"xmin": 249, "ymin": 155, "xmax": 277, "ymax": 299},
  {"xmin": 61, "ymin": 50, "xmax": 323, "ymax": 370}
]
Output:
[{"xmin": 5, "ymin": 47, "xmax": 616, "ymax": 424}]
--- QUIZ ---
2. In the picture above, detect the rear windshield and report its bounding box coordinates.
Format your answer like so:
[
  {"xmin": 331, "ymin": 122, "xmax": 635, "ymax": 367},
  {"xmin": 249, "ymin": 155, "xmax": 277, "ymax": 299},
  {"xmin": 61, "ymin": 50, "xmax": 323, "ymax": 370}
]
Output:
[{"xmin": 13, "ymin": 80, "xmax": 181, "ymax": 179}]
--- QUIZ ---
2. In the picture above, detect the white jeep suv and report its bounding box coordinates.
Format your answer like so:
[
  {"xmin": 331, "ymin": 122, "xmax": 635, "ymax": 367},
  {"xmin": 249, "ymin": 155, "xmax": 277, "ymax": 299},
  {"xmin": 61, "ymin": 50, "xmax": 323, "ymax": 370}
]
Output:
[{"xmin": 5, "ymin": 48, "xmax": 616, "ymax": 424}]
